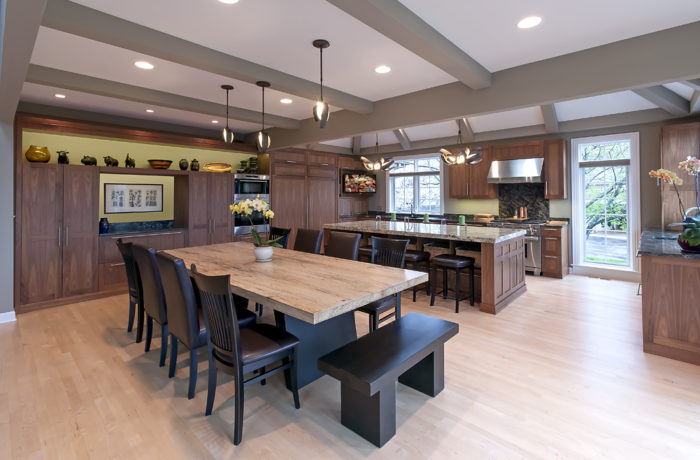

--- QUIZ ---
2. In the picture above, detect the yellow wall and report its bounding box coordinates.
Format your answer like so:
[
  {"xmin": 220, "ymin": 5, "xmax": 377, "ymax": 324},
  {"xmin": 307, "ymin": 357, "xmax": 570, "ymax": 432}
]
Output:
[{"xmin": 23, "ymin": 129, "xmax": 253, "ymax": 223}]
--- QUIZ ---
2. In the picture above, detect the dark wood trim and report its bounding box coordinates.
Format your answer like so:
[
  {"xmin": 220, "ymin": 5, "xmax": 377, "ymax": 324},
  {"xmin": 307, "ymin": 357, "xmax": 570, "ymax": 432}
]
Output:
[
  {"xmin": 98, "ymin": 166, "xmax": 190, "ymax": 176},
  {"xmin": 15, "ymin": 288, "xmax": 127, "ymax": 315},
  {"xmin": 15, "ymin": 113, "xmax": 258, "ymax": 152}
]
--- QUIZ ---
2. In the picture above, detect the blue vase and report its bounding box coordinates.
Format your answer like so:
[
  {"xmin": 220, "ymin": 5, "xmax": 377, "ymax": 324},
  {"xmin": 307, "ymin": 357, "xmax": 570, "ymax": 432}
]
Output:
[{"xmin": 99, "ymin": 218, "xmax": 110, "ymax": 234}]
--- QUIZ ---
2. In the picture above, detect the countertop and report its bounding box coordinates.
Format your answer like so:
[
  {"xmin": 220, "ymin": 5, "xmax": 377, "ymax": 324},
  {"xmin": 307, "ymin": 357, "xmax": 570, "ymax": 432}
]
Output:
[
  {"xmin": 637, "ymin": 229, "xmax": 700, "ymax": 259},
  {"xmin": 324, "ymin": 221, "xmax": 526, "ymax": 244},
  {"xmin": 98, "ymin": 219, "xmax": 184, "ymax": 236}
]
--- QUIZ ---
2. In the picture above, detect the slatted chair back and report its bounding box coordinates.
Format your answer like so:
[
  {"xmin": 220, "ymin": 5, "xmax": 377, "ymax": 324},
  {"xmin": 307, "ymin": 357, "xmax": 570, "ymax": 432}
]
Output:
[
  {"xmin": 131, "ymin": 244, "xmax": 167, "ymax": 324},
  {"xmin": 270, "ymin": 226, "xmax": 292, "ymax": 249},
  {"xmin": 370, "ymin": 237, "xmax": 409, "ymax": 269},
  {"xmin": 325, "ymin": 231, "xmax": 362, "ymax": 260},
  {"xmin": 190, "ymin": 267, "xmax": 242, "ymax": 369},
  {"xmin": 116, "ymin": 239, "xmax": 141, "ymax": 301},
  {"xmin": 156, "ymin": 252, "xmax": 200, "ymax": 349},
  {"xmin": 294, "ymin": 228, "xmax": 323, "ymax": 254}
]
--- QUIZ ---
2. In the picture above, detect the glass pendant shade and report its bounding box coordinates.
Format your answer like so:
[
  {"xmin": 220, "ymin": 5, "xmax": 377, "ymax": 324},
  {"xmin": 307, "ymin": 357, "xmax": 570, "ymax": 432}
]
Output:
[
  {"xmin": 312, "ymin": 39, "xmax": 330, "ymax": 129},
  {"xmin": 313, "ymin": 100, "xmax": 330, "ymax": 128},
  {"xmin": 221, "ymin": 84, "xmax": 234, "ymax": 144},
  {"xmin": 257, "ymin": 131, "xmax": 271, "ymax": 152}
]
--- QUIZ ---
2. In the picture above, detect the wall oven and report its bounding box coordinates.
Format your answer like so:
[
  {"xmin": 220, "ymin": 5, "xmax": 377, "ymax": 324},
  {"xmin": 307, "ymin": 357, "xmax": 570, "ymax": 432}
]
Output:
[
  {"xmin": 234, "ymin": 174, "xmax": 270, "ymax": 195},
  {"xmin": 232, "ymin": 174, "xmax": 271, "ymax": 238}
]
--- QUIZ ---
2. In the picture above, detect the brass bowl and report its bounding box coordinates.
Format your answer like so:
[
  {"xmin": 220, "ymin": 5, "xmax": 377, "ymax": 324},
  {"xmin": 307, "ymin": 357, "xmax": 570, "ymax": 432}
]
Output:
[
  {"xmin": 25, "ymin": 145, "xmax": 50, "ymax": 163},
  {"xmin": 148, "ymin": 159, "xmax": 172, "ymax": 169}
]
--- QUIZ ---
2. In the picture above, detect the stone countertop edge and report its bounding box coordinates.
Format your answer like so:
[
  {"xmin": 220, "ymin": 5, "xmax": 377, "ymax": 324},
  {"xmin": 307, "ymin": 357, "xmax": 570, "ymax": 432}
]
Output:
[
  {"xmin": 324, "ymin": 221, "xmax": 526, "ymax": 244},
  {"xmin": 637, "ymin": 229, "xmax": 700, "ymax": 260}
]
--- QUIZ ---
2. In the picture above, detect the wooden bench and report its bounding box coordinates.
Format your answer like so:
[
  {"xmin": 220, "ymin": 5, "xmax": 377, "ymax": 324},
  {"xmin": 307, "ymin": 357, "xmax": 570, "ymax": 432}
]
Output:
[{"xmin": 317, "ymin": 312, "xmax": 459, "ymax": 447}]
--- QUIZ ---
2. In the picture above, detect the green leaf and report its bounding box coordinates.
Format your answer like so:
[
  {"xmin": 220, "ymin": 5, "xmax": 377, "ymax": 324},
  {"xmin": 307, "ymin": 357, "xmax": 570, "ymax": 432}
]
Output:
[{"xmin": 251, "ymin": 228, "xmax": 264, "ymax": 247}]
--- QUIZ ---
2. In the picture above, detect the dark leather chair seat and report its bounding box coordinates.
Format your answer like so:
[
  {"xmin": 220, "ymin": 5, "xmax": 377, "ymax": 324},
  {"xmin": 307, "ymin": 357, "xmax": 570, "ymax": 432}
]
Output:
[
  {"xmin": 404, "ymin": 250, "xmax": 430, "ymax": 263},
  {"xmin": 358, "ymin": 246, "xmax": 373, "ymax": 257},
  {"xmin": 431, "ymin": 254, "xmax": 474, "ymax": 269},
  {"xmin": 237, "ymin": 308, "xmax": 257, "ymax": 329},
  {"xmin": 240, "ymin": 324, "xmax": 300, "ymax": 365}
]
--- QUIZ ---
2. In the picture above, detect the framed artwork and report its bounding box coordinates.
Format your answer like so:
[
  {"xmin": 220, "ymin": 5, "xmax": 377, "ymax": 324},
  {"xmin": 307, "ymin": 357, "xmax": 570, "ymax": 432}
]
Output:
[{"xmin": 104, "ymin": 183, "xmax": 163, "ymax": 214}]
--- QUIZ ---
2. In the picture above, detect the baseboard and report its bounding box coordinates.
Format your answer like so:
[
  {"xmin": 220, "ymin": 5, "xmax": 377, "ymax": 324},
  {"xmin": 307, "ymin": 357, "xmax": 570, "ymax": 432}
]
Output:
[
  {"xmin": 571, "ymin": 265, "xmax": 641, "ymax": 283},
  {"xmin": 0, "ymin": 311, "xmax": 17, "ymax": 324}
]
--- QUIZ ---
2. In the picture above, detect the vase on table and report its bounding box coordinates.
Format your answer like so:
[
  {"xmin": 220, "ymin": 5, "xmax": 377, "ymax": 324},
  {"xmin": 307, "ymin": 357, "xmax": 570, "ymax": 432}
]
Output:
[
  {"xmin": 254, "ymin": 246, "xmax": 273, "ymax": 262},
  {"xmin": 99, "ymin": 217, "xmax": 110, "ymax": 234}
]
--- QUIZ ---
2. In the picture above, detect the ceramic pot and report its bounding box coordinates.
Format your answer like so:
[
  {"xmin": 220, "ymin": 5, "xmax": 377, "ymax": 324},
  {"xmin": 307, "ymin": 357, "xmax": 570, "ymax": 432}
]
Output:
[
  {"xmin": 25, "ymin": 145, "xmax": 50, "ymax": 163},
  {"xmin": 179, "ymin": 159, "xmax": 189, "ymax": 170},
  {"xmin": 254, "ymin": 246, "xmax": 273, "ymax": 262},
  {"xmin": 99, "ymin": 218, "xmax": 110, "ymax": 234},
  {"xmin": 190, "ymin": 159, "xmax": 200, "ymax": 171}
]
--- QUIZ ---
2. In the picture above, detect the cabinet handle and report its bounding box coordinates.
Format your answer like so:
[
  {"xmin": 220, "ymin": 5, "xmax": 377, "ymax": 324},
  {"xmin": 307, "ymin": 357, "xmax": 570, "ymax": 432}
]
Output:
[
  {"xmin": 545, "ymin": 182, "xmax": 548, "ymax": 196},
  {"xmin": 110, "ymin": 263, "xmax": 125, "ymax": 268},
  {"xmin": 286, "ymin": 160, "xmax": 297, "ymax": 164},
  {"xmin": 58, "ymin": 227, "xmax": 61, "ymax": 247},
  {"xmin": 321, "ymin": 163, "xmax": 329, "ymax": 166},
  {"xmin": 543, "ymin": 255, "xmax": 558, "ymax": 259},
  {"xmin": 543, "ymin": 237, "xmax": 558, "ymax": 241},
  {"xmin": 65, "ymin": 227, "xmax": 69, "ymax": 246},
  {"xmin": 212, "ymin": 218, "xmax": 216, "ymax": 233},
  {"xmin": 307, "ymin": 196, "xmax": 310, "ymax": 227}
]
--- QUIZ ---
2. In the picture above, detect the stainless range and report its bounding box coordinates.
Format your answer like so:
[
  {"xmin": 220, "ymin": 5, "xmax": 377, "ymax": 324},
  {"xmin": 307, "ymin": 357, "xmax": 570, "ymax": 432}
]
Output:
[{"xmin": 487, "ymin": 220, "xmax": 543, "ymax": 275}]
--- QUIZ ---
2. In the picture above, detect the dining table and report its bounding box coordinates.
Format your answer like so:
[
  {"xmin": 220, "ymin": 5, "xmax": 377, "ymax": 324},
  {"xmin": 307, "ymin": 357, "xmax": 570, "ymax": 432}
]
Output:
[{"xmin": 164, "ymin": 241, "xmax": 428, "ymax": 388}]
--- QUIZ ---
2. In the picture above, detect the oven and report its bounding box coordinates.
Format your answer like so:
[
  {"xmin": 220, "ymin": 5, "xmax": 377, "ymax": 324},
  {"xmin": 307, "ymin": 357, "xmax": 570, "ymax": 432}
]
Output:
[{"xmin": 234, "ymin": 174, "xmax": 270, "ymax": 195}]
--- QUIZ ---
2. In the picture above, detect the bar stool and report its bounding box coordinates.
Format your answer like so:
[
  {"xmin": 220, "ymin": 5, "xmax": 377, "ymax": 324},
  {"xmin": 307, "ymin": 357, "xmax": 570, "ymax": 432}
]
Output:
[
  {"xmin": 430, "ymin": 254, "xmax": 475, "ymax": 313},
  {"xmin": 404, "ymin": 250, "xmax": 430, "ymax": 301}
]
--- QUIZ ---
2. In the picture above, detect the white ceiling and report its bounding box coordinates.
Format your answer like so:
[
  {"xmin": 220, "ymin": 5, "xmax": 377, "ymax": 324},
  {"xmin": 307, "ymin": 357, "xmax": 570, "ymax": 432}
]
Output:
[
  {"xmin": 398, "ymin": 0, "xmax": 700, "ymax": 72},
  {"xmin": 663, "ymin": 82, "xmax": 695, "ymax": 100},
  {"xmin": 553, "ymin": 91, "xmax": 657, "ymax": 122},
  {"xmin": 69, "ymin": 0, "xmax": 456, "ymax": 101},
  {"xmin": 403, "ymin": 120, "xmax": 457, "ymax": 141},
  {"xmin": 468, "ymin": 106, "xmax": 544, "ymax": 133}
]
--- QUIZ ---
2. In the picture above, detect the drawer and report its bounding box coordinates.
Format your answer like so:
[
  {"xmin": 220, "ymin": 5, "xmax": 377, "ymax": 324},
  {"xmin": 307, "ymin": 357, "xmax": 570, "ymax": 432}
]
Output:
[
  {"xmin": 542, "ymin": 236, "xmax": 561, "ymax": 256},
  {"xmin": 541, "ymin": 226, "xmax": 563, "ymax": 237},
  {"xmin": 542, "ymin": 255, "xmax": 562, "ymax": 277},
  {"xmin": 272, "ymin": 162, "xmax": 307, "ymax": 176},
  {"xmin": 307, "ymin": 164, "xmax": 337, "ymax": 178},
  {"xmin": 98, "ymin": 262, "xmax": 128, "ymax": 291},
  {"xmin": 307, "ymin": 151, "xmax": 337, "ymax": 166},
  {"xmin": 271, "ymin": 150, "xmax": 306, "ymax": 164}
]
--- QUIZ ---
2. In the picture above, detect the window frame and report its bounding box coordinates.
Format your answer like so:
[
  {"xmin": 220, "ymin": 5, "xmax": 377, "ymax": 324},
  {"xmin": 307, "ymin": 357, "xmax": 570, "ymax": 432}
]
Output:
[
  {"xmin": 571, "ymin": 132, "xmax": 641, "ymax": 274},
  {"xmin": 385, "ymin": 154, "xmax": 444, "ymax": 215}
]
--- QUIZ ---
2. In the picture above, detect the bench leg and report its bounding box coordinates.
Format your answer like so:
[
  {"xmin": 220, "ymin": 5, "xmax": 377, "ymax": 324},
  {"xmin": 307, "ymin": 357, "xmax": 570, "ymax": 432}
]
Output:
[
  {"xmin": 398, "ymin": 345, "xmax": 445, "ymax": 397},
  {"xmin": 340, "ymin": 383, "xmax": 396, "ymax": 447}
]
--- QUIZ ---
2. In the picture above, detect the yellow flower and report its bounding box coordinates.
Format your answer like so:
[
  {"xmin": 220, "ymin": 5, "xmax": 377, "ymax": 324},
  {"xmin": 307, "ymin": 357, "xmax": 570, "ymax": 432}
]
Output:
[
  {"xmin": 264, "ymin": 210, "xmax": 274, "ymax": 219},
  {"xmin": 649, "ymin": 168, "xmax": 682, "ymax": 185}
]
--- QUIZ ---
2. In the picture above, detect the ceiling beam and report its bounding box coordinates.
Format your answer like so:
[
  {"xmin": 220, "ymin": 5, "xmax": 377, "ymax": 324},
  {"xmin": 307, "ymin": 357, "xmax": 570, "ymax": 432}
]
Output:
[
  {"xmin": 42, "ymin": 0, "xmax": 374, "ymax": 114},
  {"xmin": 351, "ymin": 136, "xmax": 361, "ymax": 154},
  {"xmin": 306, "ymin": 142, "xmax": 353, "ymax": 155},
  {"xmin": 363, "ymin": 108, "xmax": 677, "ymax": 157},
  {"xmin": 540, "ymin": 104, "xmax": 559, "ymax": 133},
  {"xmin": 0, "ymin": 0, "xmax": 48, "ymax": 122},
  {"xmin": 393, "ymin": 128, "xmax": 412, "ymax": 150},
  {"xmin": 632, "ymin": 85, "xmax": 689, "ymax": 115},
  {"xmin": 326, "ymin": 0, "xmax": 491, "ymax": 89},
  {"xmin": 681, "ymin": 79, "xmax": 700, "ymax": 91},
  {"xmin": 456, "ymin": 118, "xmax": 474, "ymax": 142},
  {"xmin": 26, "ymin": 65, "xmax": 301, "ymax": 129},
  {"xmin": 691, "ymin": 91, "xmax": 700, "ymax": 113},
  {"xmin": 269, "ymin": 21, "xmax": 700, "ymax": 148}
]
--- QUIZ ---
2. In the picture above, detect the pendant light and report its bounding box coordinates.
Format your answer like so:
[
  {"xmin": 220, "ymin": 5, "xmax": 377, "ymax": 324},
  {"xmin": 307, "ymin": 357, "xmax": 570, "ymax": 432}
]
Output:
[
  {"xmin": 361, "ymin": 134, "xmax": 394, "ymax": 171},
  {"xmin": 256, "ymin": 81, "xmax": 271, "ymax": 153},
  {"xmin": 440, "ymin": 128, "xmax": 483, "ymax": 165},
  {"xmin": 312, "ymin": 39, "xmax": 330, "ymax": 128},
  {"xmin": 221, "ymin": 84, "xmax": 235, "ymax": 144}
]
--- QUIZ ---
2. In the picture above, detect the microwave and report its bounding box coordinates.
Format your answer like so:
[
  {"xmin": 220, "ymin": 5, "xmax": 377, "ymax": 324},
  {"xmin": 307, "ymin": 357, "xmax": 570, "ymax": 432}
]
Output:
[{"xmin": 233, "ymin": 174, "xmax": 270, "ymax": 195}]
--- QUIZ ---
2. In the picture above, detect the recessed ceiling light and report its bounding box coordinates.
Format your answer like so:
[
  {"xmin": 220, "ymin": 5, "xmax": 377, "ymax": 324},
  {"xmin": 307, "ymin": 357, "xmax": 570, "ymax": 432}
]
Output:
[
  {"xmin": 517, "ymin": 16, "xmax": 542, "ymax": 29},
  {"xmin": 134, "ymin": 60, "xmax": 155, "ymax": 70},
  {"xmin": 211, "ymin": 120, "xmax": 219, "ymax": 124},
  {"xmin": 218, "ymin": 0, "xmax": 239, "ymax": 3},
  {"xmin": 280, "ymin": 98, "xmax": 293, "ymax": 104},
  {"xmin": 375, "ymin": 65, "xmax": 391, "ymax": 74},
  {"xmin": 54, "ymin": 93, "xmax": 66, "ymax": 99},
  {"xmin": 145, "ymin": 109, "xmax": 155, "ymax": 113}
]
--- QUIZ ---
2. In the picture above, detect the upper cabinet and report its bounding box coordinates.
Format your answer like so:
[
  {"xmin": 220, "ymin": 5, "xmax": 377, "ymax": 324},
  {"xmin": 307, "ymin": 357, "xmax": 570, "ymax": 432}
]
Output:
[
  {"xmin": 447, "ymin": 147, "xmax": 497, "ymax": 199},
  {"xmin": 491, "ymin": 141, "xmax": 544, "ymax": 160},
  {"xmin": 543, "ymin": 139, "xmax": 568, "ymax": 199}
]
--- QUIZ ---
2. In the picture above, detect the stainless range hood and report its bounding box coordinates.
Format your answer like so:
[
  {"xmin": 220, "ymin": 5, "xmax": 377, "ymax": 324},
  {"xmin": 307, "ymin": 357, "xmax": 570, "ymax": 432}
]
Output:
[{"xmin": 487, "ymin": 158, "xmax": 544, "ymax": 184}]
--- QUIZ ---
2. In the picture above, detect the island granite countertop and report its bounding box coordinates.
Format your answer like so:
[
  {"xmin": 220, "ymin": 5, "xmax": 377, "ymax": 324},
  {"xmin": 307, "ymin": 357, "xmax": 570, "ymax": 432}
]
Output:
[
  {"xmin": 324, "ymin": 221, "xmax": 525, "ymax": 244},
  {"xmin": 637, "ymin": 229, "xmax": 700, "ymax": 260}
]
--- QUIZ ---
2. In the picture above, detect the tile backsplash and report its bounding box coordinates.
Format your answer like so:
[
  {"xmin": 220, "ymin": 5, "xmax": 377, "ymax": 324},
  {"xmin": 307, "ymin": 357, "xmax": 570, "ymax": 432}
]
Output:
[{"xmin": 498, "ymin": 183, "xmax": 549, "ymax": 221}]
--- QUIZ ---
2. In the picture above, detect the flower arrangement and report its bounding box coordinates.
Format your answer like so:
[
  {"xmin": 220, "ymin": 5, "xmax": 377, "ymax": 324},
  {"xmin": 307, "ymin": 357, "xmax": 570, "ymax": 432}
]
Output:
[
  {"xmin": 679, "ymin": 156, "xmax": 700, "ymax": 211},
  {"xmin": 229, "ymin": 198, "xmax": 283, "ymax": 247}
]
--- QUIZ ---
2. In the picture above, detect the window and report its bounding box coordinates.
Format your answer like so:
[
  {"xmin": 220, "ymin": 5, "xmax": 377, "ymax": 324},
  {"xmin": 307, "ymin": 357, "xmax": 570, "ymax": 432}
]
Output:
[
  {"xmin": 571, "ymin": 133, "xmax": 640, "ymax": 273},
  {"xmin": 387, "ymin": 156, "xmax": 443, "ymax": 214}
]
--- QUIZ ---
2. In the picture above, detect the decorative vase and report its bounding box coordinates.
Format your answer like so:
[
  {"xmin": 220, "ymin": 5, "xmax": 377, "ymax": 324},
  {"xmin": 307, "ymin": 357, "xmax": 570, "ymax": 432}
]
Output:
[
  {"xmin": 179, "ymin": 159, "xmax": 189, "ymax": 170},
  {"xmin": 99, "ymin": 217, "xmax": 110, "ymax": 234},
  {"xmin": 190, "ymin": 159, "xmax": 200, "ymax": 171},
  {"xmin": 25, "ymin": 145, "xmax": 50, "ymax": 163},
  {"xmin": 678, "ymin": 235, "xmax": 700, "ymax": 253},
  {"xmin": 254, "ymin": 246, "xmax": 273, "ymax": 262}
]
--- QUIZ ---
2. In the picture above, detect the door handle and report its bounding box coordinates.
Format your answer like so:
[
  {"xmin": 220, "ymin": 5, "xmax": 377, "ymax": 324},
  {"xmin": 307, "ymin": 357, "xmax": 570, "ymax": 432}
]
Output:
[
  {"xmin": 58, "ymin": 227, "xmax": 61, "ymax": 247},
  {"xmin": 286, "ymin": 160, "xmax": 297, "ymax": 164},
  {"xmin": 545, "ymin": 182, "xmax": 548, "ymax": 196},
  {"xmin": 307, "ymin": 196, "xmax": 310, "ymax": 227},
  {"xmin": 65, "ymin": 227, "xmax": 69, "ymax": 246},
  {"xmin": 212, "ymin": 218, "xmax": 216, "ymax": 232}
]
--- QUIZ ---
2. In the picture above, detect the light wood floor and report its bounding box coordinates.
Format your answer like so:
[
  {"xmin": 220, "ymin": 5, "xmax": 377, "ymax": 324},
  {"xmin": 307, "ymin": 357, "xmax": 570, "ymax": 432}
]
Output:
[{"xmin": 2, "ymin": 275, "xmax": 700, "ymax": 459}]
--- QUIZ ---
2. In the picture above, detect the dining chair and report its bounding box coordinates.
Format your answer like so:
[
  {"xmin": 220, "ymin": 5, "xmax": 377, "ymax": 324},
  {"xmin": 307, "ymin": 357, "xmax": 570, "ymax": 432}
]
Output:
[
  {"xmin": 190, "ymin": 267, "xmax": 301, "ymax": 445},
  {"xmin": 116, "ymin": 238, "xmax": 144, "ymax": 342},
  {"xmin": 132, "ymin": 244, "xmax": 169, "ymax": 367},
  {"xmin": 269, "ymin": 226, "xmax": 292, "ymax": 249},
  {"xmin": 293, "ymin": 228, "xmax": 323, "ymax": 254},
  {"xmin": 357, "ymin": 237, "xmax": 409, "ymax": 332},
  {"xmin": 325, "ymin": 231, "xmax": 361, "ymax": 260}
]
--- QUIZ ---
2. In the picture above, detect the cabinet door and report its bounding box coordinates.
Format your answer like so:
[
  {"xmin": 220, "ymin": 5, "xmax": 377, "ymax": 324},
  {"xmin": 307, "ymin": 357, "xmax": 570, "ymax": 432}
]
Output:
[
  {"xmin": 20, "ymin": 164, "xmax": 62, "ymax": 304},
  {"xmin": 544, "ymin": 139, "xmax": 567, "ymax": 199},
  {"xmin": 62, "ymin": 166, "xmax": 99, "ymax": 297},
  {"xmin": 209, "ymin": 174, "xmax": 232, "ymax": 244},
  {"xmin": 493, "ymin": 141, "xmax": 544, "ymax": 159},
  {"xmin": 271, "ymin": 175, "xmax": 307, "ymax": 247},
  {"xmin": 308, "ymin": 176, "xmax": 337, "ymax": 230},
  {"xmin": 469, "ymin": 147, "xmax": 498, "ymax": 198},
  {"xmin": 188, "ymin": 172, "xmax": 210, "ymax": 247},
  {"xmin": 448, "ymin": 161, "xmax": 469, "ymax": 198}
]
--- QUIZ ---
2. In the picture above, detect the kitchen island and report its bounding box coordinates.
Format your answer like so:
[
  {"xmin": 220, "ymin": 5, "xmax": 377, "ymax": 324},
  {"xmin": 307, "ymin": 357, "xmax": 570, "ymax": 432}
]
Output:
[
  {"xmin": 324, "ymin": 221, "xmax": 527, "ymax": 314},
  {"xmin": 638, "ymin": 229, "xmax": 700, "ymax": 365}
]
